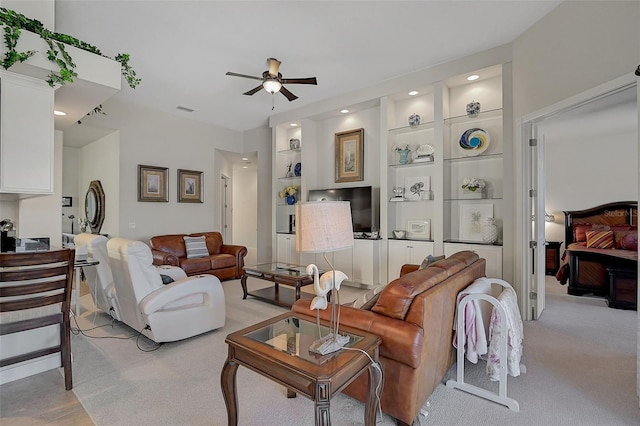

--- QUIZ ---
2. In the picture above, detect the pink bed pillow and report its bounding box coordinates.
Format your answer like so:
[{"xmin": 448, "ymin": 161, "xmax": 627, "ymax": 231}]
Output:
[
  {"xmin": 614, "ymin": 230, "xmax": 638, "ymax": 251},
  {"xmin": 585, "ymin": 230, "xmax": 614, "ymax": 249}
]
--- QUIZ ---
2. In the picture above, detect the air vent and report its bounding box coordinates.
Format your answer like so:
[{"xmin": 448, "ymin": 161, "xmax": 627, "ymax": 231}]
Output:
[{"xmin": 176, "ymin": 105, "xmax": 195, "ymax": 113}]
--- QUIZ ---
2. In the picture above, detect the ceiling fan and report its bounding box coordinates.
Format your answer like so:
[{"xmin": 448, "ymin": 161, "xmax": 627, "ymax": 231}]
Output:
[{"xmin": 226, "ymin": 58, "xmax": 317, "ymax": 101}]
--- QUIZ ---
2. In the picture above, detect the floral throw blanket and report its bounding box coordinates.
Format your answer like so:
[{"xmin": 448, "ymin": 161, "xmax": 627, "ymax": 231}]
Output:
[{"xmin": 487, "ymin": 286, "xmax": 523, "ymax": 381}]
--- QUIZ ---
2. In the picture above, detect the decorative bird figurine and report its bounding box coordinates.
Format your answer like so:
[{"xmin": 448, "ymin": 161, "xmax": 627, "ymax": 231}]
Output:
[
  {"xmin": 306, "ymin": 264, "xmax": 328, "ymax": 310},
  {"xmin": 319, "ymin": 270, "xmax": 348, "ymax": 292}
]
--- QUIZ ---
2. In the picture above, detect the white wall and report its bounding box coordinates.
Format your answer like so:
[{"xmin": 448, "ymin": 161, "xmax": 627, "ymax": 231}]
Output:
[
  {"xmin": 61, "ymin": 146, "xmax": 80, "ymax": 233},
  {"xmin": 0, "ymin": 0, "xmax": 55, "ymax": 29},
  {"xmin": 76, "ymin": 98, "xmax": 243, "ymax": 243}
]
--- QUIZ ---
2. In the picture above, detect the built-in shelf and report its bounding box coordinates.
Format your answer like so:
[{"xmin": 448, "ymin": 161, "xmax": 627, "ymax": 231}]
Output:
[
  {"xmin": 389, "ymin": 120, "xmax": 435, "ymax": 135},
  {"xmin": 443, "ymin": 107, "xmax": 502, "ymax": 124}
]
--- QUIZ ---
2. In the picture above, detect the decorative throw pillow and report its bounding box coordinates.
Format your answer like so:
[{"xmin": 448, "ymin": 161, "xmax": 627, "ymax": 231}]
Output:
[
  {"xmin": 419, "ymin": 254, "xmax": 446, "ymax": 270},
  {"xmin": 351, "ymin": 285, "xmax": 385, "ymax": 310},
  {"xmin": 183, "ymin": 236, "xmax": 209, "ymax": 258},
  {"xmin": 614, "ymin": 230, "xmax": 638, "ymax": 251},
  {"xmin": 585, "ymin": 230, "xmax": 614, "ymax": 249},
  {"xmin": 573, "ymin": 224, "xmax": 593, "ymax": 242}
]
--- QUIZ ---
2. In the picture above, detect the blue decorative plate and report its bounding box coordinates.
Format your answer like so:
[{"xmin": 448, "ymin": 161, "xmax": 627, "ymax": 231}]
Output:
[
  {"xmin": 459, "ymin": 128, "xmax": 490, "ymax": 156},
  {"xmin": 294, "ymin": 162, "xmax": 302, "ymax": 177}
]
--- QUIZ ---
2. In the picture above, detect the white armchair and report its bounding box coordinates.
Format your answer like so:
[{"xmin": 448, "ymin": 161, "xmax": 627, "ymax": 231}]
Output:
[
  {"xmin": 106, "ymin": 237, "xmax": 225, "ymax": 343},
  {"xmin": 74, "ymin": 233, "xmax": 121, "ymax": 320}
]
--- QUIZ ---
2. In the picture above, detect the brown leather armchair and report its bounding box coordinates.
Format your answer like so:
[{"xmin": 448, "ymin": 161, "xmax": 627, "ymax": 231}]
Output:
[
  {"xmin": 293, "ymin": 251, "xmax": 486, "ymax": 425},
  {"xmin": 150, "ymin": 232, "xmax": 247, "ymax": 281}
]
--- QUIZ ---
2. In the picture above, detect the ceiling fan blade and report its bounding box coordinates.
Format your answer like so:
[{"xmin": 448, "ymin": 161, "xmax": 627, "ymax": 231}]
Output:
[
  {"xmin": 243, "ymin": 85, "xmax": 264, "ymax": 96},
  {"xmin": 226, "ymin": 71, "xmax": 263, "ymax": 81},
  {"xmin": 267, "ymin": 58, "xmax": 281, "ymax": 77},
  {"xmin": 279, "ymin": 86, "xmax": 298, "ymax": 102},
  {"xmin": 281, "ymin": 77, "xmax": 317, "ymax": 85}
]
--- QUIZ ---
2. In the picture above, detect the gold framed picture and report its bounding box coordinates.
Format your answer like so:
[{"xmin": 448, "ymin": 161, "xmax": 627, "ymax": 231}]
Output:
[
  {"xmin": 138, "ymin": 165, "xmax": 169, "ymax": 202},
  {"xmin": 178, "ymin": 169, "xmax": 203, "ymax": 203},
  {"xmin": 335, "ymin": 128, "xmax": 364, "ymax": 183}
]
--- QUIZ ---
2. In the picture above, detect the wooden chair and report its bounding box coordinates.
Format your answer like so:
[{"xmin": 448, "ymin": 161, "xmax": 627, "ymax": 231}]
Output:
[{"xmin": 0, "ymin": 249, "xmax": 75, "ymax": 390}]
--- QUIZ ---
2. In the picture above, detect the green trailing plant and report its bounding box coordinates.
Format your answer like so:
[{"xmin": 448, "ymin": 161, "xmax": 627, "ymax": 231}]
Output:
[{"xmin": 0, "ymin": 7, "xmax": 140, "ymax": 89}]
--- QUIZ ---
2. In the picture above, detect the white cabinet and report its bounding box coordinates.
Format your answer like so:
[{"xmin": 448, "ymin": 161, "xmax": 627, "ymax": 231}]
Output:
[
  {"xmin": 388, "ymin": 239, "xmax": 434, "ymax": 281},
  {"xmin": 0, "ymin": 72, "xmax": 54, "ymax": 195},
  {"xmin": 444, "ymin": 242, "xmax": 502, "ymax": 278},
  {"xmin": 276, "ymin": 233, "xmax": 299, "ymax": 265}
]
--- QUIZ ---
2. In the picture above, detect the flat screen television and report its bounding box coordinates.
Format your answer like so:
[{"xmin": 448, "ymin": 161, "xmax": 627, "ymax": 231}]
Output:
[{"xmin": 307, "ymin": 186, "xmax": 376, "ymax": 233}]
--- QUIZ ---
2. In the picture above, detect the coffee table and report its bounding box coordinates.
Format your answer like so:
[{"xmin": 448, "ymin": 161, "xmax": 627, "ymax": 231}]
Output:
[
  {"xmin": 221, "ymin": 311, "xmax": 382, "ymax": 426},
  {"xmin": 241, "ymin": 262, "xmax": 322, "ymax": 308}
]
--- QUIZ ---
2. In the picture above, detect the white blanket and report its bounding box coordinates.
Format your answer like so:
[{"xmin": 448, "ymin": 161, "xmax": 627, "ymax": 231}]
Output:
[
  {"xmin": 453, "ymin": 278, "xmax": 494, "ymax": 363},
  {"xmin": 487, "ymin": 286, "xmax": 524, "ymax": 381}
]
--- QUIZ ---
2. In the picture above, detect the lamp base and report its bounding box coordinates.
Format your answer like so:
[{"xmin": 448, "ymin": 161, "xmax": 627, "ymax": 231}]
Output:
[{"xmin": 309, "ymin": 333, "xmax": 350, "ymax": 355}]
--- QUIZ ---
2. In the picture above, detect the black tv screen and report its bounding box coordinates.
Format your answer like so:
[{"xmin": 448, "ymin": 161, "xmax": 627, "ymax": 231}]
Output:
[{"xmin": 308, "ymin": 186, "xmax": 374, "ymax": 233}]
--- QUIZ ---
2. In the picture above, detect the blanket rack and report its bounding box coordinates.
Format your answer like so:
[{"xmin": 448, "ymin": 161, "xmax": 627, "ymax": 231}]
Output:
[{"xmin": 446, "ymin": 278, "xmax": 521, "ymax": 412}]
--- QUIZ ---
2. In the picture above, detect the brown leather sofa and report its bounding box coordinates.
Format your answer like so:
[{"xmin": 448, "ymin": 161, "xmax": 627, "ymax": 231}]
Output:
[
  {"xmin": 149, "ymin": 232, "xmax": 247, "ymax": 281},
  {"xmin": 292, "ymin": 251, "xmax": 485, "ymax": 426}
]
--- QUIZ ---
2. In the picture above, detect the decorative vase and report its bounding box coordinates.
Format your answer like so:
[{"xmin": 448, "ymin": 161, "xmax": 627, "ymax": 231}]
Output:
[
  {"xmin": 80, "ymin": 225, "xmax": 87, "ymax": 233},
  {"xmin": 481, "ymin": 218, "xmax": 498, "ymax": 244},
  {"xmin": 289, "ymin": 138, "xmax": 300, "ymax": 150},
  {"xmin": 462, "ymin": 188, "xmax": 484, "ymax": 199},
  {"xmin": 397, "ymin": 148, "xmax": 411, "ymax": 165},
  {"xmin": 466, "ymin": 100, "xmax": 481, "ymax": 118},
  {"xmin": 294, "ymin": 162, "xmax": 301, "ymax": 177},
  {"xmin": 286, "ymin": 195, "xmax": 296, "ymax": 205},
  {"xmin": 408, "ymin": 113, "xmax": 421, "ymax": 128}
]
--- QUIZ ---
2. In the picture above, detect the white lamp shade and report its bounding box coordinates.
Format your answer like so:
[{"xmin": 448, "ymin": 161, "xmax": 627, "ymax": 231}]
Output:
[
  {"xmin": 263, "ymin": 79, "xmax": 282, "ymax": 94},
  {"xmin": 296, "ymin": 201, "xmax": 354, "ymax": 253}
]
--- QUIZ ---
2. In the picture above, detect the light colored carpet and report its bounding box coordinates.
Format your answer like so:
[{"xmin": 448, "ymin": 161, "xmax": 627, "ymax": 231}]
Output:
[{"xmin": 70, "ymin": 277, "xmax": 640, "ymax": 425}]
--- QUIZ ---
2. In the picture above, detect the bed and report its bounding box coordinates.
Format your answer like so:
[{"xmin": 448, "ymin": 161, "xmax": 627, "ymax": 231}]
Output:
[{"xmin": 555, "ymin": 201, "xmax": 638, "ymax": 310}]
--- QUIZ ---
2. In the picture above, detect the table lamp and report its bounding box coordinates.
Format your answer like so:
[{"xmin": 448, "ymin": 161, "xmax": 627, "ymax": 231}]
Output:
[{"xmin": 296, "ymin": 201, "xmax": 354, "ymax": 354}]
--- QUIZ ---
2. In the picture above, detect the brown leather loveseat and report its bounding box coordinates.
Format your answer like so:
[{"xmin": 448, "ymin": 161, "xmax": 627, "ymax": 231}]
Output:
[
  {"xmin": 150, "ymin": 232, "xmax": 247, "ymax": 281},
  {"xmin": 293, "ymin": 251, "xmax": 485, "ymax": 425}
]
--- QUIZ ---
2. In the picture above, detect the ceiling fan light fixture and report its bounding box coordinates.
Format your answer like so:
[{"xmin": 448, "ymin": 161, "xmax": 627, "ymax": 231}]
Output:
[{"xmin": 263, "ymin": 79, "xmax": 282, "ymax": 94}]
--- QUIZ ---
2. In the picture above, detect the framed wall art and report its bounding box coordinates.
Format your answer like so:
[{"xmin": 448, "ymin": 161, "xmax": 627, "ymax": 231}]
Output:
[
  {"xmin": 178, "ymin": 169, "xmax": 203, "ymax": 203},
  {"xmin": 405, "ymin": 176, "xmax": 430, "ymax": 200},
  {"xmin": 459, "ymin": 203, "xmax": 493, "ymax": 242},
  {"xmin": 138, "ymin": 165, "xmax": 169, "ymax": 202},
  {"xmin": 407, "ymin": 219, "xmax": 430, "ymax": 240},
  {"xmin": 62, "ymin": 196, "xmax": 72, "ymax": 207},
  {"xmin": 335, "ymin": 128, "xmax": 364, "ymax": 183}
]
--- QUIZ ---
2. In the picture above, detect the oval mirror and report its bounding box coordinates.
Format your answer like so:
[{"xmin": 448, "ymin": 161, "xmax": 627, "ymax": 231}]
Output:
[{"xmin": 85, "ymin": 180, "xmax": 105, "ymax": 234}]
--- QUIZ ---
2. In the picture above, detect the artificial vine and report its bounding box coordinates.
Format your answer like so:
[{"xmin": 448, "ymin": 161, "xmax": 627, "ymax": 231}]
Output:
[{"xmin": 0, "ymin": 7, "xmax": 140, "ymax": 89}]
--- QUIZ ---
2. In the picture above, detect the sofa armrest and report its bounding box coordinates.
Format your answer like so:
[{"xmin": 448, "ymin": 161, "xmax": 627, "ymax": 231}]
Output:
[
  {"xmin": 400, "ymin": 264, "xmax": 420, "ymax": 276},
  {"xmin": 221, "ymin": 244, "xmax": 248, "ymax": 276},
  {"xmin": 151, "ymin": 249, "xmax": 180, "ymax": 267},
  {"xmin": 292, "ymin": 299, "xmax": 423, "ymax": 369}
]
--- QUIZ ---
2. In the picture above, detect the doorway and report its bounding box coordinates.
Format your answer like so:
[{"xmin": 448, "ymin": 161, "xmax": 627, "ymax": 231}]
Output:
[{"xmin": 522, "ymin": 75, "xmax": 638, "ymax": 320}]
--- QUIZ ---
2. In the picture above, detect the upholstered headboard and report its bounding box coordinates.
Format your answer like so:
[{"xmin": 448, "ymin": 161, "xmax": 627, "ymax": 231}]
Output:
[{"xmin": 563, "ymin": 201, "xmax": 638, "ymax": 245}]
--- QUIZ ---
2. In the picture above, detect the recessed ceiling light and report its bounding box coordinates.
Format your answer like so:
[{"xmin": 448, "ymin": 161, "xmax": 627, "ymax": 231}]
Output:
[
  {"xmin": 289, "ymin": 123, "xmax": 299, "ymax": 127},
  {"xmin": 242, "ymin": 166, "xmax": 248, "ymax": 169},
  {"xmin": 467, "ymin": 74, "xmax": 480, "ymax": 81},
  {"xmin": 242, "ymin": 157, "xmax": 249, "ymax": 161},
  {"xmin": 408, "ymin": 91, "xmax": 419, "ymax": 96},
  {"xmin": 340, "ymin": 109, "xmax": 349, "ymax": 114},
  {"xmin": 54, "ymin": 110, "xmax": 67, "ymax": 116}
]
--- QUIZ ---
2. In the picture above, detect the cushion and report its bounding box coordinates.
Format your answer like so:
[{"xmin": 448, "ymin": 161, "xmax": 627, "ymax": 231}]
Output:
[
  {"xmin": 614, "ymin": 230, "xmax": 638, "ymax": 251},
  {"xmin": 585, "ymin": 230, "xmax": 614, "ymax": 249},
  {"xmin": 351, "ymin": 285, "xmax": 385, "ymax": 310},
  {"xmin": 419, "ymin": 254, "xmax": 446, "ymax": 270},
  {"xmin": 184, "ymin": 236, "xmax": 209, "ymax": 258},
  {"xmin": 573, "ymin": 224, "xmax": 593, "ymax": 242},
  {"xmin": 160, "ymin": 274, "xmax": 175, "ymax": 285}
]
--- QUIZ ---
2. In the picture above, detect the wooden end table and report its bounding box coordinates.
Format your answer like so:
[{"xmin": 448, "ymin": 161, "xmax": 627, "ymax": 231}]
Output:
[
  {"xmin": 221, "ymin": 312, "xmax": 382, "ymax": 426},
  {"xmin": 241, "ymin": 263, "xmax": 322, "ymax": 308}
]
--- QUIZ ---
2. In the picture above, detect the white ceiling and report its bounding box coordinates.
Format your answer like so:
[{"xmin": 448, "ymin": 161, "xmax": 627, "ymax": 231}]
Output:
[{"xmin": 55, "ymin": 0, "xmax": 561, "ymax": 135}]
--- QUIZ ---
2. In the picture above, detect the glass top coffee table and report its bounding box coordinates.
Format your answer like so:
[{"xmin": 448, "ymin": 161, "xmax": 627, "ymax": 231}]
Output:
[
  {"xmin": 221, "ymin": 311, "xmax": 382, "ymax": 425},
  {"xmin": 241, "ymin": 262, "xmax": 323, "ymax": 308}
]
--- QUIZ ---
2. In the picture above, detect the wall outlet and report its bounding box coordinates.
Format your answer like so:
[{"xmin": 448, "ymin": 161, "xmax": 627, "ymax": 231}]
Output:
[{"xmin": 128, "ymin": 222, "xmax": 136, "ymax": 229}]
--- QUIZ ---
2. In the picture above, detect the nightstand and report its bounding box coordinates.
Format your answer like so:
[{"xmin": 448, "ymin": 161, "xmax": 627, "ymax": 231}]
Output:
[{"xmin": 544, "ymin": 241, "xmax": 562, "ymax": 276}]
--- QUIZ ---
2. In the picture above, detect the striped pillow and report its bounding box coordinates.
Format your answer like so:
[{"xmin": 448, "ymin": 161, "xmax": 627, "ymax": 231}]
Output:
[
  {"xmin": 183, "ymin": 236, "xmax": 209, "ymax": 258},
  {"xmin": 585, "ymin": 230, "xmax": 614, "ymax": 249}
]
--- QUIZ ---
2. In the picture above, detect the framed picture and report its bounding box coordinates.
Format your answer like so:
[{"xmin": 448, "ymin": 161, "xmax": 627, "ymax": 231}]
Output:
[
  {"xmin": 405, "ymin": 176, "xmax": 430, "ymax": 200},
  {"xmin": 62, "ymin": 196, "xmax": 72, "ymax": 207},
  {"xmin": 335, "ymin": 128, "xmax": 364, "ymax": 183},
  {"xmin": 138, "ymin": 165, "xmax": 169, "ymax": 202},
  {"xmin": 407, "ymin": 220, "xmax": 430, "ymax": 240},
  {"xmin": 178, "ymin": 169, "xmax": 203, "ymax": 203},
  {"xmin": 459, "ymin": 203, "xmax": 493, "ymax": 242}
]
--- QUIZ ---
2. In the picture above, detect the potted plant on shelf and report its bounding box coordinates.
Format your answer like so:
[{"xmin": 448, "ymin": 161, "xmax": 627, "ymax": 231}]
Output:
[
  {"xmin": 461, "ymin": 177, "xmax": 486, "ymax": 198},
  {"xmin": 279, "ymin": 185, "xmax": 299, "ymax": 205}
]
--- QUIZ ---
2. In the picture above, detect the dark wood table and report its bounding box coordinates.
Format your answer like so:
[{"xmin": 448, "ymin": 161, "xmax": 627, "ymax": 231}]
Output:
[
  {"xmin": 221, "ymin": 312, "xmax": 382, "ymax": 426},
  {"xmin": 241, "ymin": 262, "xmax": 321, "ymax": 308}
]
